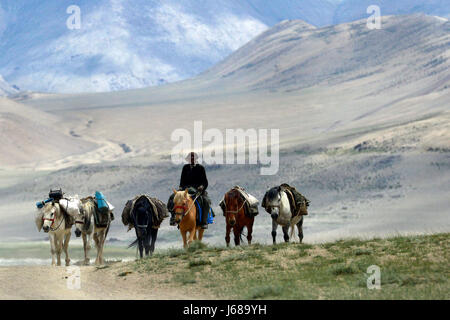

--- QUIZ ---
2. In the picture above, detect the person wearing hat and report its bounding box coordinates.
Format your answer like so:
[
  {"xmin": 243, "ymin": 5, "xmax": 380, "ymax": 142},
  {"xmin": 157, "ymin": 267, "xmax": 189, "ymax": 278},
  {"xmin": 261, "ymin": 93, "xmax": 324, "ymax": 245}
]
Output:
[{"xmin": 168, "ymin": 152, "xmax": 211, "ymax": 229}]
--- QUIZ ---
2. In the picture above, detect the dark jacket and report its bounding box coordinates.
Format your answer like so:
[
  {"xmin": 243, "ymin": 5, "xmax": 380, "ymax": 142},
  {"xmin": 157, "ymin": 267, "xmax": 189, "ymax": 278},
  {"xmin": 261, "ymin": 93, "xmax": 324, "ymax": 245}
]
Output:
[{"xmin": 179, "ymin": 164, "xmax": 208, "ymax": 191}]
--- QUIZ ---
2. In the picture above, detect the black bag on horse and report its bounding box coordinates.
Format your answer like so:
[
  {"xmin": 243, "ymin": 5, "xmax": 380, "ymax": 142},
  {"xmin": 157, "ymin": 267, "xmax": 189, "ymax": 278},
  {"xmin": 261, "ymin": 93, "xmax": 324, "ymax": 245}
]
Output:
[
  {"xmin": 49, "ymin": 188, "xmax": 64, "ymax": 202},
  {"xmin": 280, "ymin": 183, "xmax": 310, "ymax": 216}
]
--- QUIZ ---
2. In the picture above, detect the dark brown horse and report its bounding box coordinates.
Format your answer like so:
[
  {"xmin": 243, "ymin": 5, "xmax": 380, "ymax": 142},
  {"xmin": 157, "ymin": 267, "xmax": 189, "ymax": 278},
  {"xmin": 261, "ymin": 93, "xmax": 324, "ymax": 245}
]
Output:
[{"xmin": 223, "ymin": 189, "xmax": 254, "ymax": 247}]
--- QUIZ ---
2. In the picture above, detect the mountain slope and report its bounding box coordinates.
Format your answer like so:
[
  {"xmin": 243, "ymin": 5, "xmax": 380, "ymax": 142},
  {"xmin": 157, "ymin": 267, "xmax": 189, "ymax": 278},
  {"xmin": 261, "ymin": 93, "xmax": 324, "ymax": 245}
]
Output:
[
  {"xmin": 334, "ymin": 0, "xmax": 450, "ymax": 24},
  {"xmin": 1, "ymin": 1, "xmax": 448, "ymax": 94},
  {"xmin": 204, "ymin": 14, "xmax": 450, "ymax": 92},
  {"xmin": 0, "ymin": 0, "xmax": 335, "ymax": 94},
  {"xmin": 0, "ymin": 98, "xmax": 96, "ymax": 167},
  {"xmin": 0, "ymin": 75, "xmax": 18, "ymax": 96},
  {"xmin": 21, "ymin": 15, "xmax": 450, "ymax": 157}
]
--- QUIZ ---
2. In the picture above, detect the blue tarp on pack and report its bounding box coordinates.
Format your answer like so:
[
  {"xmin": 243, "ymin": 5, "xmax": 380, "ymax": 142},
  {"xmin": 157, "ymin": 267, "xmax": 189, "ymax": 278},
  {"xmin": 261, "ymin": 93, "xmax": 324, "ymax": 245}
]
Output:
[
  {"xmin": 195, "ymin": 200, "xmax": 214, "ymax": 225},
  {"xmin": 36, "ymin": 198, "xmax": 53, "ymax": 209},
  {"xmin": 95, "ymin": 191, "xmax": 109, "ymax": 211}
]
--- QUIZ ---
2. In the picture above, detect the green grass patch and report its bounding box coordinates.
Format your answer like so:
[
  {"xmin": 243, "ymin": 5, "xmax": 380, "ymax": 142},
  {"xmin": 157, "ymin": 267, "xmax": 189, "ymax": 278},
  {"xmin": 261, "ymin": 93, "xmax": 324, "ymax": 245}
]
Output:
[{"xmin": 132, "ymin": 233, "xmax": 450, "ymax": 300}]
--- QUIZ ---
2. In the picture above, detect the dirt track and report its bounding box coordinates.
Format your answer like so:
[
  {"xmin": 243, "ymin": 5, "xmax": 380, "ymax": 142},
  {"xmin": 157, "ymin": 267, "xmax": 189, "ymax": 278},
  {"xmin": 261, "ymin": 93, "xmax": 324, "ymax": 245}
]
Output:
[{"xmin": 0, "ymin": 264, "xmax": 212, "ymax": 300}]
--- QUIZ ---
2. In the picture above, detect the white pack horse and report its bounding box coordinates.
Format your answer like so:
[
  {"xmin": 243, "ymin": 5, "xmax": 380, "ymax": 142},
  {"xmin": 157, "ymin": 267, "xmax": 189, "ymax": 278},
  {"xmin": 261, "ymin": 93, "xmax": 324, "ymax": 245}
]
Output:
[
  {"xmin": 74, "ymin": 197, "xmax": 112, "ymax": 265},
  {"xmin": 262, "ymin": 186, "xmax": 304, "ymax": 244},
  {"xmin": 35, "ymin": 202, "xmax": 72, "ymax": 266}
]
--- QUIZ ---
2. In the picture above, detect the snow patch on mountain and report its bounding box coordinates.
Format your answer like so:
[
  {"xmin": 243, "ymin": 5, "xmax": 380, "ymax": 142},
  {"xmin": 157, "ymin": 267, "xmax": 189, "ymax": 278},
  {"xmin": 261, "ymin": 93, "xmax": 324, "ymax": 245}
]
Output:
[{"xmin": 0, "ymin": 75, "xmax": 18, "ymax": 96}]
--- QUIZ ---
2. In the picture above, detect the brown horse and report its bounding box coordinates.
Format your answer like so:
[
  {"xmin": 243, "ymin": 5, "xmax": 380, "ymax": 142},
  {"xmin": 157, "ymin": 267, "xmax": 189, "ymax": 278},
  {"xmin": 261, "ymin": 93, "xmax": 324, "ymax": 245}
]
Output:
[
  {"xmin": 223, "ymin": 189, "xmax": 254, "ymax": 247},
  {"xmin": 172, "ymin": 189, "xmax": 205, "ymax": 248}
]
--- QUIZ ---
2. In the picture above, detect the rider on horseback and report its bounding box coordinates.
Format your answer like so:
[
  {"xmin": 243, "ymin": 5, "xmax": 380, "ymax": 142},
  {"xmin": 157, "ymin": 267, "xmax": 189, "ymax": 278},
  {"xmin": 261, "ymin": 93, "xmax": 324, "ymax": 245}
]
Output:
[{"xmin": 169, "ymin": 152, "xmax": 211, "ymax": 229}]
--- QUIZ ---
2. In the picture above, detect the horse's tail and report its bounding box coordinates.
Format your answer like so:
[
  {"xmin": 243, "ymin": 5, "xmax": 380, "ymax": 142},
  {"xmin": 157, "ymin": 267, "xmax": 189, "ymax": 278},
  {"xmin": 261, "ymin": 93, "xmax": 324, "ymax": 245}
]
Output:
[
  {"xmin": 289, "ymin": 224, "xmax": 296, "ymax": 242},
  {"xmin": 240, "ymin": 227, "xmax": 247, "ymax": 243},
  {"xmin": 128, "ymin": 239, "xmax": 138, "ymax": 248}
]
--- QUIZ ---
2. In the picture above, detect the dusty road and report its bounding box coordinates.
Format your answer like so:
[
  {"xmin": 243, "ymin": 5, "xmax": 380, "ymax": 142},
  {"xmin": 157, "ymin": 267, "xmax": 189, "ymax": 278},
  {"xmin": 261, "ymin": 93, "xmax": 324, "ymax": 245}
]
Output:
[{"xmin": 0, "ymin": 263, "xmax": 212, "ymax": 300}]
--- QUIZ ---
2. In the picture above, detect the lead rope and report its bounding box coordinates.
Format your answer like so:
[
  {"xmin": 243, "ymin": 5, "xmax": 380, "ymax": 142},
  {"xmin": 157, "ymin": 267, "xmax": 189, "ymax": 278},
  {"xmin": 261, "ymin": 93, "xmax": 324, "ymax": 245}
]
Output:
[{"xmin": 50, "ymin": 215, "xmax": 65, "ymax": 232}]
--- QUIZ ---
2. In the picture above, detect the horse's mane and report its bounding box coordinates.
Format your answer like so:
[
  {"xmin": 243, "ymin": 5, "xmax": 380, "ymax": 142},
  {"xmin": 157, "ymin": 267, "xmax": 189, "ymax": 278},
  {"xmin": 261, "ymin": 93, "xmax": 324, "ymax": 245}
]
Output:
[
  {"xmin": 42, "ymin": 202, "xmax": 62, "ymax": 218},
  {"xmin": 174, "ymin": 190, "xmax": 189, "ymax": 204},
  {"xmin": 266, "ymin": 187, "xmax": 281, "ymax": 203},
  {"xmin": 225, "ymin": 189, "xmax": 243, "ymax": 206},
  {"xmin": 80, "ymin": 197, "xmax": 96, "ymax": 217}
]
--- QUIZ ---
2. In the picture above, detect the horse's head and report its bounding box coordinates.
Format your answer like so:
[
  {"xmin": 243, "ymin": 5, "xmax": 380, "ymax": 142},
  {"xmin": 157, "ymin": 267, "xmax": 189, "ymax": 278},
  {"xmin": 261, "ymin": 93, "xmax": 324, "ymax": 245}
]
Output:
[
  {"xmin": 75, "ymin": 199, "xmax": 93, "ymax": 237},
  {"xmin": 172, "ymin": 188, "xmax": 191, "ymax": 224},
  {"xmin": 132, "ymin": 196, "xmax": 152, "ymax": 238},
  {"xmin": 224, "ymin": 189, "xmax": 242, "ymax": 227},
  {"xmin": 265, "ymin": 187, "xmax": 283, "ymax": 220},
  {"xmin": 41, "ymin": 202, "xmax": 60, "ymax": 233}
]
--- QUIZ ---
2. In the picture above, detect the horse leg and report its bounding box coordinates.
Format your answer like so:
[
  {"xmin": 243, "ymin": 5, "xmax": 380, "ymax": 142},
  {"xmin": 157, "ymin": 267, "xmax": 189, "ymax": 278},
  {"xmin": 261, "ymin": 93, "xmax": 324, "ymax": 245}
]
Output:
[
  {"xmin": 181, "ymin": 231, "xmax": 188, "ymax": 249},
  {"xmin": 150, "ymin": 228, "xmax": 158, "ymax": 255},
  {"xmin": 282, "ymin": 226, "xmax": 290, "ymax": 243},
  {"xmin": 98, "ymin": 229, "xmax": 107, "ymax": 265},
  {"xmin": 188, "ymin": 229, "xmax": 195, "ymax": 247},
  {"xmin": 225, "ymin": 224, "xmax": 231, "ymax": 247},
  {"xmin": 64, "ymin": 231, "xmax": 71, "ymax": 266},
  {"xmin": 82, "ymin": 233, "xmax": 90, "ymax": 265},
  {"xmin": 49, "ymin": 234, "xmax": 56, "ymax": 266},
  {"xmin": 56, "ymin": 236, "xmax": 62, "ymax": 266},
  {"xmin": 233, "ymin": 227, "xmax": 241, "ymax": 246},
  {"xmin": 144, "ymin": 232, "xmax": 151, "ymax": 257},
  {"xmin": 297, "ymin": 217, "xmax": 304, "ymax": 244},
  {"xmin": 193, "ymin": 230, "xmax": 198, "ymax": 241},
  {"xmin": 197, "ymin": 228, "xmax": 205, "ymax": 242},
  {"xmin": 93, "ymin": 232, "xmax": 101, "ymax": 265},
  {"xmin": 247, "ymin": 221, "xmax": 254, "ymax": 245},
  {"xmin": 272, "ymin": 220, "xmax": 278, "ymax": 245}
]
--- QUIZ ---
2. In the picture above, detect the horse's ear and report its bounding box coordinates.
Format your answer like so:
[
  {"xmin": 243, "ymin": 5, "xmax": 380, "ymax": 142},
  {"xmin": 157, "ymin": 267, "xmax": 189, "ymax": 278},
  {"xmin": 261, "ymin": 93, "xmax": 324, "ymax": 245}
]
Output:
[
  {"xmin": 184, "ymin": 189, "xmax": 189, "ymax": 198},
  {"xmin": 172, "ymin": 188, "xmax": 177, "ymax": 195}
]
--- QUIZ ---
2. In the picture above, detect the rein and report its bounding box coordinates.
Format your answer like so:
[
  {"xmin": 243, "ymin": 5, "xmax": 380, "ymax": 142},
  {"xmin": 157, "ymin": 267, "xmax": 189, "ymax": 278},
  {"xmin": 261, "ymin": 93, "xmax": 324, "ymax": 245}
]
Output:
[
  {"xmin": 225, "ymin": 199, "xmax": 247, "ymax": 215},
  {"xmin": 43, "ymin": 215, "xmax": 64, "ymax": 232},
  {"xmin": 174, "ymin": 193, "xmax": 201, "ymax": 221}
]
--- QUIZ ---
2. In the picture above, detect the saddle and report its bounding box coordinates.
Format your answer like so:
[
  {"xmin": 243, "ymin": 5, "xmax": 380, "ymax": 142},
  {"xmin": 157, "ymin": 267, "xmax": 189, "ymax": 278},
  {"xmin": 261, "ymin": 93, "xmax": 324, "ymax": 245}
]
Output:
[{"xmin": 219, "ymin": 186, "xmax": 259, "ymax": 218}]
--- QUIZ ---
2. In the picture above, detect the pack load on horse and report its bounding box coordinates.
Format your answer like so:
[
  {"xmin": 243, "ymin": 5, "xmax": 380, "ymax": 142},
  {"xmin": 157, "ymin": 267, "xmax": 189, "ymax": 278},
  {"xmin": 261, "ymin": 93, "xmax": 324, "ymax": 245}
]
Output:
[
  {"xmin": 220, "ymin": 186, "xmax": 259, "ymax": 247},
  {"xmin": 93, "ymin": 191, "xmax": 115, "ymax": 228},
  {"xmin": 219, "ymin": 185, "xmax": 259, "ymax": 218},
  {"xmin": 262, "ymin": 184, "xmax": 310, "ymax": 244},
  {"xmin": 168, "ymin": 152, "xmax": 214, "ymax": 229},
  {"xmin": 35, "ymin": 188, "xmax": 78, "ymax": 232},
  {"xmin": 122, "ymin": 195, "xmax": 168, "ymax": 231},
  {"xmin": 263, "ymin": 183, "xmax": 310, "ymax": 217}
]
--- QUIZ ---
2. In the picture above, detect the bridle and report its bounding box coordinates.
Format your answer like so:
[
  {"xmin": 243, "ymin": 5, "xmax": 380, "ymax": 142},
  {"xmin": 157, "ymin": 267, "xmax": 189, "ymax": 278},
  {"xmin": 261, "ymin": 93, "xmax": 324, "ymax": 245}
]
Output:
[
  {"xmin": 224, "ymin": 199, "xmax": 247, "ymax": 215},
  {"xmin": 75, "ymin": 206, "xmax": 89, "ymax": 231},
  {"xmin": 265, "ymin": 190, "xmax": 283, "ymax": 213},
  {"xmin": 173, "ymin": 193, "xmax": 201, "ymax": 220},
  {"xmin": 43, "ymin": 213, "xmax": 64, "ymax": 232}
]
